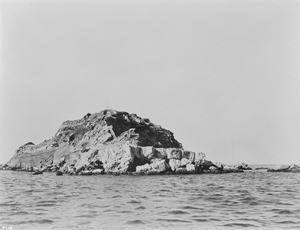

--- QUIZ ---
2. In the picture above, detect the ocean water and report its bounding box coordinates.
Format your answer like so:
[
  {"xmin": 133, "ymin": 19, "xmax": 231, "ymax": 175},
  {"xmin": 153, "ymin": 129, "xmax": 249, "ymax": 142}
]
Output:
[{"xmin": 0, "ymin": 170, "xmax": 300, "ymax": 230}]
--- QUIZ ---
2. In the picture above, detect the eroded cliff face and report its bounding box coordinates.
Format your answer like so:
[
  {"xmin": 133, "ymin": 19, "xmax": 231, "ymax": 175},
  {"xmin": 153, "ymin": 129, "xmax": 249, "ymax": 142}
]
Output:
[{"xmin": 6, "ymin": 110, "xmax": 211, "ymax": 175}]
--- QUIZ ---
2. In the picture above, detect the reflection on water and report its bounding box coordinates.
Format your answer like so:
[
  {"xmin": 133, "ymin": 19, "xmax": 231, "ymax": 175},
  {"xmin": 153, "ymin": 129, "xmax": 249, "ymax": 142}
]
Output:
[{"xmin": 0, "ymin": 171, "xmax": 300, "ymax": 229}]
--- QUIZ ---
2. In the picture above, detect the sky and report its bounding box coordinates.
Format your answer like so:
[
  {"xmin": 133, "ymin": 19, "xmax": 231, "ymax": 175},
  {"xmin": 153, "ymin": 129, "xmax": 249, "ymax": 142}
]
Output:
[{"xmin": 0, "ymin": 0, "xmax": 299, "ymax": 165}]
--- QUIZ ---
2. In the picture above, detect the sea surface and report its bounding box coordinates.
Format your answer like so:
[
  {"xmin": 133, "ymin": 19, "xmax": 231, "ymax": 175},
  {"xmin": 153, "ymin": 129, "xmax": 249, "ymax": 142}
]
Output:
[{"xmin": 0, "ymin": 168, "xmax": 300, "ymax": 230}]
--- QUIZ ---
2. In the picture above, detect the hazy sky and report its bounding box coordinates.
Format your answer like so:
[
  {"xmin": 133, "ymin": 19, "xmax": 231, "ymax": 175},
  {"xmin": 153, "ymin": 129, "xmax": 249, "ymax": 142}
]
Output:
[{"xmin": 0, "ymin": 0, "xmax": 299, "ymax": 164}]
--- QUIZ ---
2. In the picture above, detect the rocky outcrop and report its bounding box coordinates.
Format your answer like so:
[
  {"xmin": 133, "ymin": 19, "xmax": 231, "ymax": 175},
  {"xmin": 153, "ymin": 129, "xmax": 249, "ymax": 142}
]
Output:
[
  {"xmin": 5, "ymin": 109, "xmax": 245, "ymax": 175},
  {"xmin": 267, "ymin": 164, "xmax": 300, "ymax": 173},
  {"xmin": 255, "ymin": 167, "xmax": 270, "ymax": 170}
]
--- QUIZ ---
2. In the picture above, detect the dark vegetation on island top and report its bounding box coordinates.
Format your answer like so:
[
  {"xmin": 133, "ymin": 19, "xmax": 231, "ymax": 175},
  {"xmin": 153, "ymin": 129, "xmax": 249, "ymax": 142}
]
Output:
[{"xmin": 1, "ymin": 109, "xmax": 299, "ymax": 176}]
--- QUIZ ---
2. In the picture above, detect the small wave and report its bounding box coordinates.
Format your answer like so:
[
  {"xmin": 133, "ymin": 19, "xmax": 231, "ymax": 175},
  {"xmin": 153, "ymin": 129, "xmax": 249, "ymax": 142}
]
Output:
[
  {"xmin": 157, "ymin": 194, "xmax": 168, "ymax": 197},
  {"xmin": 295, "ymin": 209, "xmax": 300, "ymax": 214},
  {"xmin": 180, "ymin": 205, "xmax": 199, "ymax": 210},
  {"xmin": 249, "ymin": 201, "xmax": 259, "ymax": 205},
  {"xmin": 136, "ymin": 206, "xmax": 146, "ymax": 210},
  {"xmin": 237, "ymin": 189, "xmax": 251, "ymax": 194},
  {"xmin": 193, "ymin": 218, "xmax": 208, "ymax": 222},
  {"xmin": 168, "ymin": 210, "xmax": 190, "ymax": 215},
  {"xmin": 214, "ymin": 193, "xmax": 224, "ymax": 197},
  {"xmin": 0, "ymin": 202, "xmax": 19, "ymax": 207},
  {"xmin": 238, "ymin": 217, "xmax": 263, "ymax": 222},
  {"xmin": 156, "ymin": 218, "xmax": 191, "ymax": 223},
  {"xmin": 207, "ymin": 183, "xmax": 216, "ymax": 186},
  {"xmin": 7, "ymin": 219, "xmax": 54, "ymax": 225},
  {"xmin": 10, "ymin": 211, "xmax": 29, "ymax": 216},
  {"xmin": 126, "ymin": 220, "xmax": 145, "ymax": 225},
  {"xmin": 278, "ymin": 210, "xmax": 294, "ymax": 215},
  {"xmin": 276, "ymin": 201, "xmax": 294, "ymax": 206},
  {"xmin": 75, "ymin": 214, "xmax": 96, "ymax": 218},
  {"xmin": 271, "ymin": 209, "xmax": 294, "ymax": 215},
  {"xmin": 159, "ymin": 189, "xmax": 171, "ymax": 192},
  {"xmin": 111, "ymin": 195, "xmax": 122, "ymax": 198},
  {"xmin": 224, "ymin": 222, "xmax": 257, "ymax": 227},
  {"xmin": 36, "ymin": 201, "xmax": 57, "ymax": 207},
  {"xmin": 127, "ymin": 200, "xmax": 141, "ymax": 204},
  {"xmin": 24, "ymin": 189, "xmax": 37, "ymax": 193},
  {"xmin": 137, "ymin": 195, "xmax": 148, "ymax": 199},
  {"xmin": 276, "ymin": 220, "xmax": 298, "ymax": 224},
  {"xmin": 118, "ymin": 210, "xmax": 133, "ymax": 214},
  {"xmin": 208, "ymin": 218, "xmax": 222, "ymax": 222}
]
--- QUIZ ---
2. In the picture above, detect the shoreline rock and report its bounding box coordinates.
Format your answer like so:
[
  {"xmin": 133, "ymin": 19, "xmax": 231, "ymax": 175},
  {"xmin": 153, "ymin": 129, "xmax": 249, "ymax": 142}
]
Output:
[
  {"xmin": 267, "ymin": 164, "xmax": 300, "ymax": 173},
  {"xmin": 32, "ymin": 170, "xmax": 43, "ymax": 175},
  {"xmin": 255, "ymin": 167, "xmax": 270, "ymax": 170}
]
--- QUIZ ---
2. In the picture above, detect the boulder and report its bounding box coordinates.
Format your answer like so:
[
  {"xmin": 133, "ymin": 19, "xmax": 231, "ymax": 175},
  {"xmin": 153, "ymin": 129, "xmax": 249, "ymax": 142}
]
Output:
[
  {"xmin": 150, "ymin": 159, "xmax": 169, "ymax": 173},
  {"xmin": 180, "ymin": 158, "xmax": 189, "ymax": 167},
  {"xmin": 80, "ymin": 170, "xmax": 93, "ymax": 176},
  {"xmin": 194, "ymin": 152, "xmax": 205, "ymax": 165},
  {"xmin": 169, "ymin": 159, "xmax": 181, "ymax": 171},
  {"xmin": 201, "ymin": 160, "xmax": 214, "ymax": 170},
  {"xmin": 27, "ymin": 165, "xmax": 33, "ymax": 172},
  {"xmin": 175, "ymin": 167, "xmax": 188, "ymax": 174},
  {"xmin": 140, "ymin": 146, "xmax": 155, "ymax": 160},
  {"xmin": 92, "ymin": 169, "xmax": 104, "ymax": 175},
  {"xmin": 117, "ymin": 144, "xmax": 146, "ymax": 172},
  {"xmin": 213, "ymin": 162, "xmax": 223, "ymax": 169},
  {"xmin": 182, "ymin": 151, "xmax": 195, "ymax": 162},
  {"xmin": 33, "ymin": 167, "xmax": 39, "ymax": 171},
  {"xmin": 136, "ymin": 163, "xmax": 151, "ymax": 173},
  {"xmin": 186, "ymin": 163, "xmax": 195, "ymax": 172},
  {"xmin": 289, "ymin": 164, "xmax": 300, "ymax": 172},
  {"xmin": 209, "ymin": 166, "xmax": 218, "ymax": 172},
  {"xmin": 222, "ymin": 164, "xmax": 243, "ymax": 173},
  {"xmin": 153, "ymin": 148, "xmax": 168, "ymax": 159},
  {"xmin": 167, "ymin": 149, "xmax": 182, "ymax": 160},
  {"xmin": 236, "ymin": 163, "xmax": 252, "ymax": 170},
  {"xmin": 68, "ymin": 168, "xmax": 76, "ymax": 175},
  {"xmin": 60, "ymin": 164, "xmax": 70, "ymax": 173}
]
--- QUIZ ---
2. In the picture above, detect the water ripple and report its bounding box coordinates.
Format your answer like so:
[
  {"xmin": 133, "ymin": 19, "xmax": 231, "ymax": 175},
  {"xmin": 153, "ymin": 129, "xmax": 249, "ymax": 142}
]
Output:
[{"xmin": 0, "ymin": 171, "xmax": 300, "ymax": 229}]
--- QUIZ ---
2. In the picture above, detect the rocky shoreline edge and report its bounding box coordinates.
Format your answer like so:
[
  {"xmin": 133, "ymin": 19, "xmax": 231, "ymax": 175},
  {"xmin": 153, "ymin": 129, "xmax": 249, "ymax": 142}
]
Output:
[
  {"xmin": 0, "ymin": 161, "xmax": 249, "ymax": 176},
  {"xmin": 1, "ymin": 161, "xmax": 299, "ymax": 176}
]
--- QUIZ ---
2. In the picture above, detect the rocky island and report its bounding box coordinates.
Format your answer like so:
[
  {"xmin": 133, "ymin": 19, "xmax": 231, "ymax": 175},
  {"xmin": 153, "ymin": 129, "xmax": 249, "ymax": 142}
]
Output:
[{"xmin": 3, "ymin": 109, "xmax": 297, "ymax": 175}]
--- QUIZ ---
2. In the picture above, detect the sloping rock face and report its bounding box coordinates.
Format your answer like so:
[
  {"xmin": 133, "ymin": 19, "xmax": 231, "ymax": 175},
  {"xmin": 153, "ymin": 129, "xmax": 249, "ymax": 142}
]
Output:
[{"xmin": 6, "ymin": 109, "xmax": 212, "ymax": 174}]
